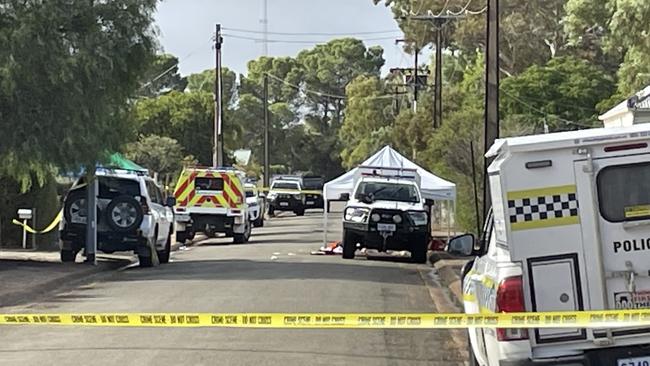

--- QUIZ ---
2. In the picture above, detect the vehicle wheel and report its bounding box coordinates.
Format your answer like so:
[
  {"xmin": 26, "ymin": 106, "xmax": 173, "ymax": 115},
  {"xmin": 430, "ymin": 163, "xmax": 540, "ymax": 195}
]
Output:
[
  {"xmin": 342, "ymin": 229, "xmax": 357, "ymax": 259},
  {"xmin": 176, "ymin": 232, "xmax": 187, "ymax": 244},
  {"xmin": 233, "ymin": 221, "xmax": 251, "ymax": 244},
  {"xmin": 60, "ymin": 249, "xmax": 77, "ymax": 263},
  {"xmin": 253, "ymin": 214, "xmax": 264, "ymax": 227},
  {"xmin": 294, "ymin": 208, "xmax": 305, "ymax": 216},
  {"xmin": 138, "ymin": 253, "xmax": 153, "ymax": 268},
  {"xmin": 205, "ymin": 228, "xmax": 217, "ymax": 238},
  {"xmin": 138, "ymin": 242, "xmax": 159, "ymax": 268},
  {"xmin": 105, "ymin": 195, "xmax": 143, "ymax": 233},
  {"xmin": 158, "ymin": 230, "xmax": 172, "ymax": 264},
  {"xmin": 411, "ymin": 234, "xmax": 429, "ymax": 264},
  {"xmin": 64, "ymin": 190, "xmax": 100, "ymax": 227},
  {"xmin": 268, "ymin": 206, "xmax": 275, "ymax": 217}
]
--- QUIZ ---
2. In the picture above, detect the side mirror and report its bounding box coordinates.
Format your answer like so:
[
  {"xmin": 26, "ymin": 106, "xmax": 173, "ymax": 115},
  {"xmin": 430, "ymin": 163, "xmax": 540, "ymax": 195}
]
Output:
[
  {"xmin": 165, "ymin": 196, "xmax": 176, "ymax": 207},
  {"xmin": 446, "ymin": 234, "xmax": 476, "ymax": 256},
  {"xmin": 339, "ymin": 193, "xmax": 350, "ymax": 201}
]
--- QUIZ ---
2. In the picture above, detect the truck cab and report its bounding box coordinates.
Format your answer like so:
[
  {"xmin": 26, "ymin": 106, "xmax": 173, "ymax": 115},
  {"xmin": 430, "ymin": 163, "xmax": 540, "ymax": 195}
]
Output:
[
  {"xmin": 449, "ymin": 123, "xmax": 650, "ymax": 366},
  {"xmin": 342, "ymin": 167, "xmax": 430, "ymax": 263}
]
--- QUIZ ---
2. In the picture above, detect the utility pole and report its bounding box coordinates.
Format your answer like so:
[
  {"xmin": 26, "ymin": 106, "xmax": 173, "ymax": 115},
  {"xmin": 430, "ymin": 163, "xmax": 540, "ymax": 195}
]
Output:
[
  {"xmin": 261, "ymin": 0, "xmax": 269, "ymax": 56},
  {"xmin": 395, "ymin": 40, "xmax": 424, "ymax": 113},
  {"xmin": 434, "ymin": 27, "xmax": 443, "ymax": 128},
  {"xmin": 213, "ymin": 24, "xmax": 224, "ymax": 167},
  {"xmin": 483, "ymin": 0, "xmax": 499, "ymax": 223},
  {"xmin": 406, "ymin": 14, "xmax": 463, "ymax": 127},
  {"xmin": 263, "ymin": 74, "xmax": 270, "ymax": 189},
  {"xmin": 413, "ymin": 46, "xmax": 419, "ymax": 113}
]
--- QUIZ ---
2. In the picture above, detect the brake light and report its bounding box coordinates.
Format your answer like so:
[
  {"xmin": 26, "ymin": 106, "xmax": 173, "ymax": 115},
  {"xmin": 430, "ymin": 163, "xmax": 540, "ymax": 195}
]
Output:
[
  {"xmin": 496, "ymin": 275, "xmax": 529, "ymax": 341},
  {"xmin": 604, "ymin": 142, "xmax": 648, "ymax": 152},
  {"xmin": 141, "ymin": 201, "xmax": 150, "ymax": 214}
]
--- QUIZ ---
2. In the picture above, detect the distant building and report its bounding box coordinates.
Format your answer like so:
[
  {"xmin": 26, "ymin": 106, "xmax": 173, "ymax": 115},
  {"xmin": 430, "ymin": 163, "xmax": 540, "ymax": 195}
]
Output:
[{"xmin": 599, "ymin": 85, "xmax": 650, "ymax": 127}]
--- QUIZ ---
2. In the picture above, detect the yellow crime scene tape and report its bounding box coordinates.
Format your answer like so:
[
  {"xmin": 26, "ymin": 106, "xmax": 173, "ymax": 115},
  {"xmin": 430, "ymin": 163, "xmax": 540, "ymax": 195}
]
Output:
[
  {"xmin": 11, "ymin": 210, "xmax": 63, "ymax": 234},
  {"xmin": 2, "ymin": 310, "xmax": 650, "ymax": 328}
]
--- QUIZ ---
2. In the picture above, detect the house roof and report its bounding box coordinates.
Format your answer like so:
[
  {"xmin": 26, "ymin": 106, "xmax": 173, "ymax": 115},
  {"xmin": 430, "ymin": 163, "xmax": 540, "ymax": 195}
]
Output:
[{"xmin": 599, "ymin": 85, "xmax": 650, "ymax": 121}]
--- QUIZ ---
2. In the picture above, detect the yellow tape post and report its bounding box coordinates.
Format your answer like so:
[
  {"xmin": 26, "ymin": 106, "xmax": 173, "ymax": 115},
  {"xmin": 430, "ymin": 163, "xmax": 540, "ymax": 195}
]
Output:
[
  {"xmin": 11, "ymin": 210, "xmax": 63, "ymax": 234},
  {"xmin": 2, "ymin": 310, "xmax": 650, "ymax": 328}
]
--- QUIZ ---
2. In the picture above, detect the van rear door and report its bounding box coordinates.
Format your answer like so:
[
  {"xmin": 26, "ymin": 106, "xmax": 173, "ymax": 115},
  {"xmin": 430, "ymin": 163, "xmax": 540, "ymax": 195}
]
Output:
[{"xmin": 575, "ymin": 152, "xmax": 650, "ymax": 343}]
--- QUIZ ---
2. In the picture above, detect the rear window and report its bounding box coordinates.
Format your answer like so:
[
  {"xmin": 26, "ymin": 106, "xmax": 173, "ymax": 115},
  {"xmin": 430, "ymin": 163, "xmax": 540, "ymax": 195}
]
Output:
[
  {"xmin": 272, "ymin": 182, "xmax": 299, "ymax": 190},
  {"xmin": 597, "ymin": 162, "xmax": 650, "ymax": 222},
  {"xmin": 98, "ymin": 177, "xmax": 141, "ymax": 199},
  {"xmin": 195, "ymin": 177, "xmax": 224, "ymax": 191},
  {"xmin": 302, "ymin": 177, "xmax": 324, "ymax": 190},
  {"xmin": 245, "ymin": 190, "xmax": 255, "ymax": 198}
]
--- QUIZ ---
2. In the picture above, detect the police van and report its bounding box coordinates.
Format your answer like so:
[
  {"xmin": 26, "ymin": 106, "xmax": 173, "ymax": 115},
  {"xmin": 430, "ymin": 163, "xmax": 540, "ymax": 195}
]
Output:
[{"xmin": 448, "ymin": 124, "xmax": 650, "ymax": 365}]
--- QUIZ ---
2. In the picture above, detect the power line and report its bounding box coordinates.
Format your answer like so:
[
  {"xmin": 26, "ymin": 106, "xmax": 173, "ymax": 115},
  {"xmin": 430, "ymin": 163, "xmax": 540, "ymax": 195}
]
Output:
[
  {"xmin": 265, "ymin": 72, "xmax": 396, "ymax": 101},
  {"xmin": 222, "ymin": 27, "xmax": 401, "ymax": 36},
  {"xmin": 140, "ymin": 38, "xmax": 212, "ymax": 90},
  {"xmin": 223, "ymin": 34, "xmax": 398, "ymax": 44},
  {"xmin": 501, "ymin": 89, "xmax": 594, "ymax": 128}
]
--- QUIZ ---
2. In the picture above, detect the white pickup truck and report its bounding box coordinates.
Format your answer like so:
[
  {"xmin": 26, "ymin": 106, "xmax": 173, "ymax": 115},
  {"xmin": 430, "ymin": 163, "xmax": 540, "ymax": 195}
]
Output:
[
  {"xmin": 448, "ymin": 123, "xmax": 650, "ymax": 366},
  {"xmin": 342, "ymin": 166, "xmax": 430, "ymax": 263}
]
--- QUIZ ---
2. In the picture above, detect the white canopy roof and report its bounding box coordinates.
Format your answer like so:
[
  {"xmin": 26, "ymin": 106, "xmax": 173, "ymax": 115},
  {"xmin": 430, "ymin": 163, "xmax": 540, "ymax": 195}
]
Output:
[{"xmin": 323, "ymin": 146, "xmax": 456, "ymax": 201}]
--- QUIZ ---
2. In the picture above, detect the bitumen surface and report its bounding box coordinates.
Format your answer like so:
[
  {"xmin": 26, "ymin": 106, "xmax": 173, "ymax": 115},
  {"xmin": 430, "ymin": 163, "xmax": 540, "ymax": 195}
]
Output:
[{"xmin": 0, "ymin": 208, "xmax": 468, "ymax": 366}]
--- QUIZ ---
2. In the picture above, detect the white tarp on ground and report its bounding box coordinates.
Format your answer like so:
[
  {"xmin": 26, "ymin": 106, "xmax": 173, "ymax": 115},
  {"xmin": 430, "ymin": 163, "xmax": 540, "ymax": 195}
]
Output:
[{"xmin": 323, "ymin": 145, "xmax": 456, "ymax": 202}]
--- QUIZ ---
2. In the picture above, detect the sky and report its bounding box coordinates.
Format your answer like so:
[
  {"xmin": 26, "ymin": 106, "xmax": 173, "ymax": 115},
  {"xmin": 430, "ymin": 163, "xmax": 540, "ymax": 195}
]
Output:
[{"xmin": 153, "ymin": 0, "xmax": 423, "ymax": 77}]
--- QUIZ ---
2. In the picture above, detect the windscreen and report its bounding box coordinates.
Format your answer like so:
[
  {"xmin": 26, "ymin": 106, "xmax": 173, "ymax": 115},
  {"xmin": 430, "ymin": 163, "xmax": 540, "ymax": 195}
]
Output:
[
  {"xmin": 355, "ymin": 181, "xmax": 419, "ymax": 203},
  {"xmin": 302, "ymin": 177, "xmax": 324, "ymax": 190},
  {"xmin": 245, "ymin": 190, "xmax": 255, "ymax": 198}
]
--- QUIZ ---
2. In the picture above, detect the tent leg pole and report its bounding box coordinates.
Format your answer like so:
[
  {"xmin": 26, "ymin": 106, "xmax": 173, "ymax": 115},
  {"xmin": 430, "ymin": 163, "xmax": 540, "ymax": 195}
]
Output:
[
  {"xmin": 447, "ymin": 201, "xmax": 451, "ymax": 241},
  {"xmin": 323, "ymin": 201, "xmax": 328, "ymax": 245}
]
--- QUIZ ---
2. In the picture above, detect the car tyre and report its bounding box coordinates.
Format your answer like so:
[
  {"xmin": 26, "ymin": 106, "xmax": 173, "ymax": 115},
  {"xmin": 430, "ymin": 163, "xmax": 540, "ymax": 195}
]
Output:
[
  {"xmin": 342, "ymin": 229, "xmax": 356, "ymax": 259},
  {"xmin": 294, "ymin": 208, "xmax": 305, "ymax": 216},
  {"xmin": 411, "ymin": 234, "xmax": 429, "ymax": 264},
  {"xmin": 253, "ymin": 216, "xmax": 264, "ymax": 227},
  {"xmin": 60, "ymin": 249, "xmax": 77, "ymax": 263},
  {"xmin": 234, "ymin": 221, "xmax": 251, "ymax": 244},
  {"xmin": 158, "ymin": 229, "xmax": 172, "ymax": 264},
  {"xmin": 268, "ymin": 206, "xmax": 275, "ymax": 217}
]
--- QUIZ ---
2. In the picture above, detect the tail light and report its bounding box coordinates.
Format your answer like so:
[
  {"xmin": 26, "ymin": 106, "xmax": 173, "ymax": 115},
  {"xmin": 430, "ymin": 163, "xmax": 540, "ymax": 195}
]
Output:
[
  {"xmin": 496, "ymin": 275, "xmax": 529, "ymax": 341},
  {"xmin": 141, "ymin": 201, "xmax": 151, "ymax": 215}
]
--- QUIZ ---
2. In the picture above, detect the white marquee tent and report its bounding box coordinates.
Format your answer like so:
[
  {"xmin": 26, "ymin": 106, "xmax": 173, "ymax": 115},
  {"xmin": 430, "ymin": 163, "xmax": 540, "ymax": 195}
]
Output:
[{"xmin": 322, "ymin": 146, "xmax": 456, "ymax": 244}]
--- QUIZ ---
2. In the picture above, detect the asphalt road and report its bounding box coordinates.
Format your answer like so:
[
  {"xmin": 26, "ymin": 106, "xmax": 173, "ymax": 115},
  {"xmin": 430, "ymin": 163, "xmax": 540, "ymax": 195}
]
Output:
[{"xmin": 0, "ymin": 209, "xmax": 468, "ymax": 366}]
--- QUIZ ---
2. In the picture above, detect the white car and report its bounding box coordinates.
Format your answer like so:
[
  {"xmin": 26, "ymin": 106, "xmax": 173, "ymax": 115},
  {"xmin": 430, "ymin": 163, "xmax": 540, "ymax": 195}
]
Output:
[
  {"xmin": 341, "ymin": 167, "xmax": 430, "ymax": 263},
  {"xmin": 59, "ymin": 169, "xmax": 175, "ymax": 267},
  {"xmin": 244, "ymin": 183, "xmax": 265, "ymax": 227},
  {"xmin": 448, "ymin": 123, "xmax": 650, "ymax": 365}
]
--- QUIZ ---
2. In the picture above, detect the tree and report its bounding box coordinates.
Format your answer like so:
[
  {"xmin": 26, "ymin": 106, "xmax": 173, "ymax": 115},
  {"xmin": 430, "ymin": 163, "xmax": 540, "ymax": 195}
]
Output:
[
  {"xmin": 125, "ymin": 134, "xmax": 185, "ymax": 189},
  {"xmin": 375, "ymin": 0, "xmax": 569, "ymax": 75},
  {"xmin": 501, "ymin": 56, "xmax": 615, "ymax": 131},
  {"xmin": 139, "ymin": 54, "xmax": 188, "ymax": 97},
  {"xmin": 0, "ymin": 0, "xmax": 158, "ymax": 188},
  {"xmin": 339, "ymin": 75, "xmax": 393, "ymax": 169},
  {"xmin": 186, "ymin": 67, "xmax": 238, "ymax": 106},
  {"xmin": 133, "ymin": 91, "xmax": 219, "ymax": 165}
]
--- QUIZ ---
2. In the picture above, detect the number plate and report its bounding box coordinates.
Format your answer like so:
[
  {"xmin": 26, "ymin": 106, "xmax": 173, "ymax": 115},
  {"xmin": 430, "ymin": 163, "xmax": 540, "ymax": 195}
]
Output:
[
  {"xmin": 377, "ymin": 223, "xmax": 396, "ymax": 232},
  {"xmin": 279, "ymin": 202, "xmax": 289, "ymax": 207},
  {"xmin": 306, "ymin": 201, "xmax": 314, "ymax": 205},
  {"xmin": 618, "ymin": 356, "xmax": 650, "ymax": 366}
]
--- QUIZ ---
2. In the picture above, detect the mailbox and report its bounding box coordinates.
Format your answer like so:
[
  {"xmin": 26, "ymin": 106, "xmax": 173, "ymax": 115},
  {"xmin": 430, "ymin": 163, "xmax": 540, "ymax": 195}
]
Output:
[{"xmin": 17, "ymin": 209, "xmax": 33, "ymax": 220}]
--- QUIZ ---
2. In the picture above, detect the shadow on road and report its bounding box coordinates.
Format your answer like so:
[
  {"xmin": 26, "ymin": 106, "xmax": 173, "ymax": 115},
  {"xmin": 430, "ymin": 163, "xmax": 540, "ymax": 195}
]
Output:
[{"xmin": 115, "ymin": 259, "xmax": 423, "ymax": 285}]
